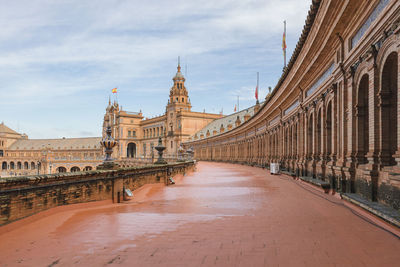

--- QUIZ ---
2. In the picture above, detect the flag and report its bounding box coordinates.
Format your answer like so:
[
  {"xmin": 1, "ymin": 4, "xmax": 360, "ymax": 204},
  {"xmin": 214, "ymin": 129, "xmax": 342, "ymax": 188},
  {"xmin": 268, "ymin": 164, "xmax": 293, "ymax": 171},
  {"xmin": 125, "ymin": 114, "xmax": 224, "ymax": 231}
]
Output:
[
  {"xmin": 234, "ymin": 104, "xmax": 237, "ymax": 112},
  {"xmin": 112, "ymin": 88, "xmax": 117, "ymax": 94},
  {"xmin": 282, "ymin": 20, "xmax": 287, "ymax": 67},
  {"xmin": 282, "ymin": 29, "xmax": 287, "ymax": 51},
  {"xmin": 255, "ymin": 72, "xmax": 259, "ymax": 101}
]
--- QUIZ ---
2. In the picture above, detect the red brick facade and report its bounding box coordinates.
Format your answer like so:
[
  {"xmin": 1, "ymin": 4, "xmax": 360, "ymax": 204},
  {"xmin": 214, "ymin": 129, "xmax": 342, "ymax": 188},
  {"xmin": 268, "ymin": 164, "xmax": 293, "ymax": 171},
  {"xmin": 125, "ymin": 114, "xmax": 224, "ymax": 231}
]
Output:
[{"xmin": 185, "ymin": 0, "xmax": 400, "ymax": 210}]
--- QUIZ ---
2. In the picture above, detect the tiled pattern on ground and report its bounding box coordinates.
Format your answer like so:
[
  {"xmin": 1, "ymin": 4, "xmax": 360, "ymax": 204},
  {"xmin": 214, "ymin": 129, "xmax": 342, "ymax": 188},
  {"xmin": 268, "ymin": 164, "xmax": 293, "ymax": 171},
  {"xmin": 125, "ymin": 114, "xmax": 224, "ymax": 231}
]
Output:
[{"xmin": 0, "ymin": 162, "xmax": 399, "ymax": 267}]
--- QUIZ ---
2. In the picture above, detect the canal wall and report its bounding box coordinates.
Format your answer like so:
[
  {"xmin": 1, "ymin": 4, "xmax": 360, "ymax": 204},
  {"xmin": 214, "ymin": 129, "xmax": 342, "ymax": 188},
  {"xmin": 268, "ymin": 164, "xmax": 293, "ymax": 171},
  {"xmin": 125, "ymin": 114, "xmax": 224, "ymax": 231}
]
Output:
[{"xmin": 0, "ymin": 161, "xmax": 194, "ymax": 226}]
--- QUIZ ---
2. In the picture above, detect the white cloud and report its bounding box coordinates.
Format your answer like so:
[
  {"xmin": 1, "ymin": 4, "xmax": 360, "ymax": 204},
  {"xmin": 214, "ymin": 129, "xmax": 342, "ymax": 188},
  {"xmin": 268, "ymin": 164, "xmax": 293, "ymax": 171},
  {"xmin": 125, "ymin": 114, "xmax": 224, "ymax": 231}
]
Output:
[{"xmin": 0, "ymin": 0, "xmax": 310, "ymax": 138}]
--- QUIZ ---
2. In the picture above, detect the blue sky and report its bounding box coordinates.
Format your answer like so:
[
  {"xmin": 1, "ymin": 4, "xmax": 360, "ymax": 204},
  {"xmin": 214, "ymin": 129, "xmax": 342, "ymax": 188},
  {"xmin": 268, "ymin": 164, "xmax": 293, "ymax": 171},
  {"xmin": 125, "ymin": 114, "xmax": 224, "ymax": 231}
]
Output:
[{"xmin": 0, "ymin": 0, "xmax": 310, "ymax": 138}]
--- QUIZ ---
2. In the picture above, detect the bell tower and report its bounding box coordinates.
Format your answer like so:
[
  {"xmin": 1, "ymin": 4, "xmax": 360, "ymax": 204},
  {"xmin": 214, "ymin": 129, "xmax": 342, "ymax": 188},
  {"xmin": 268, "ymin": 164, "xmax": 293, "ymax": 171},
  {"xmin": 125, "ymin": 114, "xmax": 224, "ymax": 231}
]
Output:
[{"xmin": 167, "ymin": 57, "xmax": 191, "ymax": 111}]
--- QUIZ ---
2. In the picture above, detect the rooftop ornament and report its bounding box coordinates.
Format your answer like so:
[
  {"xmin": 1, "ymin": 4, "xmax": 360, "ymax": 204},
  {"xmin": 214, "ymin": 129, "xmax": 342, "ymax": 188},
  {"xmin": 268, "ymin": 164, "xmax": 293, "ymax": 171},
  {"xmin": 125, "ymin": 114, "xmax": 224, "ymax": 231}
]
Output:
[{"xmin": 97, "ymin": 126, "xmax": 119, "ymax": 170}]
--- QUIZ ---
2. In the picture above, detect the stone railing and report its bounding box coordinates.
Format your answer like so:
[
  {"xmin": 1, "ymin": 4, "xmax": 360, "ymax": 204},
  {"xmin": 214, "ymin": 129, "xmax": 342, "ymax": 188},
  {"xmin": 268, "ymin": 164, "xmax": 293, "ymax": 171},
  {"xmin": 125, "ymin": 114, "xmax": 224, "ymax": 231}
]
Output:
[{"xmin": 0, "ymin": 161, "xmax": 195, "ymax": 226}]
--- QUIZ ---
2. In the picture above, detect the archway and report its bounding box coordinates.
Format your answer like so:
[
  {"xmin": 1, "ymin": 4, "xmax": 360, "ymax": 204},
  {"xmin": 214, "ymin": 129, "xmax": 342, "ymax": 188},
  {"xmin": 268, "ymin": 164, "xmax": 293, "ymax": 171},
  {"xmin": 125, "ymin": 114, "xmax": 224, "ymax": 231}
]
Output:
[
  {"xmin": 83, "ymin": 166, "xmax": 92, "ymax": 171},
  {"xmin": 316, "ymin": 109, "xmax": 322, "ymax": 159},
  {"xmin": 31, "ymin": 162, "xmax": 35, "ymax": 169},
  {"xmin": 2, "ymin": 162, "xmax": 6, "ymax": 170},
  {"xmin": 71, "ymin": 166, "xmax": 80, "ymax": 172},
  {"xmin": 307, "ymin": 113, "xmax": 313, "ymax": 158},
  {"xmin": 57, "ymin": 166, "xmax": 67, "ymax": 173},
  {"xmin": 381, "ymin": 52, "xmax": 398, "ymax": 166},
  {"xmin": 24, "ymin": 162, "xmax": 29, "ymax": 169},
  {"xmin": 356, "ymin": 74, "xmax": 369, "ymax": 164},
  {"xmin": 326, "ymin": 101, "xmax": 333, "ymax": 160},
  {"xmin": 17, "ymin": 162, "xmax": 22, "ymax": 170},
  {"xmin": 127, "ymin": 143, "xmax": 136, "ymax": 158},
  {"xmin": 10, "ymin": 162, "xmax": 15, "ymax": 169}
]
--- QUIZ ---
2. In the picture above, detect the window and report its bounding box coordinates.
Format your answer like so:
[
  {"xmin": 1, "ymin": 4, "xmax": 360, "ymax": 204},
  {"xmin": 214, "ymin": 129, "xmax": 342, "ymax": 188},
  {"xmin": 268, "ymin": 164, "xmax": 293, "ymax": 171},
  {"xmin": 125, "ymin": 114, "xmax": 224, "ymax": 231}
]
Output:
[
  {"xmin": 182, "ymin": 98, "xmax": 184, "ymax": 102},
  {"xmin": 128, "ymin": 130, "xmax": 131, "ymax": 137},
  {"xmin": 0, "ymin": 150, "xmax": 3, "ymax": 157},
  {"xmin": 171, "ymin": 141, "xmax": 173, "ymax": 149},
  {"xmin": 132, "ymin": 131, "xmax": 136, "ymax": 137},
  {"xmin": 176, "ymin": 97, "xmax": 178, "ymax": 102}
]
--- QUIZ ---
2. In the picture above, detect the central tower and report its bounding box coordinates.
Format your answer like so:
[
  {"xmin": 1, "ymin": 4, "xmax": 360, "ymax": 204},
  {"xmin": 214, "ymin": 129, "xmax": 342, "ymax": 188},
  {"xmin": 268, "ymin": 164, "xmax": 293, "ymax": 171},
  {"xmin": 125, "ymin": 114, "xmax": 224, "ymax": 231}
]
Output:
[{"xmin": 167, "ymin": 57, "xmax": 191, "ymax": 112}]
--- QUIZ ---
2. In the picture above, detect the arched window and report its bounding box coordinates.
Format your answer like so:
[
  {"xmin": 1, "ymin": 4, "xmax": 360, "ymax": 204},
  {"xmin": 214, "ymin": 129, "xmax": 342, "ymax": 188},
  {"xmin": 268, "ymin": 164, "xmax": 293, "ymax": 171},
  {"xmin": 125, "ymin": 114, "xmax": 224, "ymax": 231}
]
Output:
[
  {"xmin": 70, "ymin": 166, "xmax": 80, "ymax": 172},
  {"xmin": 10, "ymin": 162, "xmax": 15, "ymax": 169},
  {"xmin": 57, "ymin": 166, "xmax": 67, "ymax": 173},
  {"xmin": 17, "ymin": 162, "xmax": 22, "ymax": 170},
  {"xmin": 83, "ymin": 166, "xmax": 92, "ymax": 171},
  {"xmin": 2, "ymin": 162, "xmax": 7, "ymax": 170},
  {"xmin": 24, "ymin": 162, "xmax": 29, "ymax": 169},
  {"xmin": 31, "ymin": 162, "xmax": 35, "ymax": 169}
]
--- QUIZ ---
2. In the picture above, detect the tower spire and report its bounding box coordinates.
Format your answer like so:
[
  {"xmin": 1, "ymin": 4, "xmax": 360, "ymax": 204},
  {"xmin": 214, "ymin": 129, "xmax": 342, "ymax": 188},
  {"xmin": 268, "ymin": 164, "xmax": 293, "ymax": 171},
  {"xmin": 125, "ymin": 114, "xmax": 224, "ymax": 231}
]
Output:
[{"xmin": 178, "ymin": 56, "xmax": 181, "ymax": 72}]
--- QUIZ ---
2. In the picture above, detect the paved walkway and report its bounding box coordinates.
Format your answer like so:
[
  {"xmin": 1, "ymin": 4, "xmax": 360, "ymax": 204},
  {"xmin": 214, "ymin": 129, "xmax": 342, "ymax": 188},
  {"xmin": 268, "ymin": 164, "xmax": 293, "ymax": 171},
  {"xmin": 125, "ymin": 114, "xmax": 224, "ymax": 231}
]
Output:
[{"xmin": 0, "ymin": 162, "xmax": 399, "ymax": 266}]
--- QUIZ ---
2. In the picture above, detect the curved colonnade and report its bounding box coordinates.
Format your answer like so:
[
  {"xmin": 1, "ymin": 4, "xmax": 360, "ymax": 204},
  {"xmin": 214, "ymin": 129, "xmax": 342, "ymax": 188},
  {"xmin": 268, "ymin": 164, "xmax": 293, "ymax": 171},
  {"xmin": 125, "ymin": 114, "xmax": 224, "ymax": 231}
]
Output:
[{"xmin": 184, "ymin": 0, "xmax": 400, "ymax": 210}]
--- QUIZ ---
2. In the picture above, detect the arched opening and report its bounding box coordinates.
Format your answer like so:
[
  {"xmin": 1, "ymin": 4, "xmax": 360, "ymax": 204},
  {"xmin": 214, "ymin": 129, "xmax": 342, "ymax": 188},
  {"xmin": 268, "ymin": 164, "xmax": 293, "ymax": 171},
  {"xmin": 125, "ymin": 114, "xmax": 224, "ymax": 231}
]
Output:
[
  {"xmin": 71, "ymin": 166, "xmax": 80, "ymax": 172},
  {"xmin": 127, "ymin": 142, "xmax": 136, "ymax": 158},
  {"xmin": 316, "ymin": 109, "xmax": 322, "ymax": 159},
  {"xmin": 24, "ymin": 162, "xmax": 29, "ymax": 169},
  {"xmin": 2, "ymin": 162, "xmax": 7, "ymax": 170},
  {"xmin": 17, "ymin": 162, "xmax": 22, "ymax": 170},
  {"xmin": 31, "ymin": 162, "xmax": 35, "ymax": 169},
  {"xmin": 57, "ymin": 166, "xmax": 67, "ymax": 173},
  {"xmin": 83, "ymin": 166, "xmax": 92, "ymax": 171},
  {"xmin": 10, "ymin": 162, "xmax": 15, "ymax": 169},
  {"xmin": 307, "ymin": 113, "xmax": 313, "ymax": 158},
  {"xmin": 326, "ymin": 101, "xmax": 333, "ymax": 160},
  {"xmin": 381, "ymin": 52, "xmax": 398, "ymax": 166},
  {"xmin": 356, "ymin": 74, "xmax": 369, "ymax": 164}
]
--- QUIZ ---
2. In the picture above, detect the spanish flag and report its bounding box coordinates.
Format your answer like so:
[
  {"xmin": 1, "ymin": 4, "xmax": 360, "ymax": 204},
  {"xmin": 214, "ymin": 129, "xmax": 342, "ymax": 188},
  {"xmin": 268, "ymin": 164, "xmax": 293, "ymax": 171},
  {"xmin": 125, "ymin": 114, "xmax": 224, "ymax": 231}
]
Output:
[
  {"xmin": 112, "ymin": 88, "xmax": 117, "ymax": 94},
  {"xmin": 282, "ymin": 20, "xmax": 287, "ymax": 67}
]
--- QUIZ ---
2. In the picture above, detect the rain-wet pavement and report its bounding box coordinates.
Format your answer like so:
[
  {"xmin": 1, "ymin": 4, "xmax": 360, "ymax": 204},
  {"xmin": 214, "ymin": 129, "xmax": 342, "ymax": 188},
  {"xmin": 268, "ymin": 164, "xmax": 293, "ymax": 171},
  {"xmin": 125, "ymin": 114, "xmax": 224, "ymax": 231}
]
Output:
[{"xmin": 0, "ymin": 161, "xmax": 399, "ymax": 267}]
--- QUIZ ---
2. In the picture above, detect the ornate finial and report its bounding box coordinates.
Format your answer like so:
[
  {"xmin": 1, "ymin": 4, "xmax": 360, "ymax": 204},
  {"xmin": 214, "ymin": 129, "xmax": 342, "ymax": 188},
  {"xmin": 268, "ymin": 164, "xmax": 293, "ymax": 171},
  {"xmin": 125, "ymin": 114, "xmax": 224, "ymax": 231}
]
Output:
[
  {"xmin": 177, "ymin": 56, "xmax": 181, "ymax": 72},
  {"xmin": 108, "ymin": 95, "xmax": 111, "ymax": 105}
]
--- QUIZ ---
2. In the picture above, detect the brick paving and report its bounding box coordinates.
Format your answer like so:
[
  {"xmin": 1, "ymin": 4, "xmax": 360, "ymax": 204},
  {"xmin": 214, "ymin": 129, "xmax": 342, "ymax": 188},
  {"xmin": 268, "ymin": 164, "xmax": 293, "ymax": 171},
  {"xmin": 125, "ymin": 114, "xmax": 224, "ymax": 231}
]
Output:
[{"xmin": 0, "ymin": 162, "xmax": 399, "ymax": 267}]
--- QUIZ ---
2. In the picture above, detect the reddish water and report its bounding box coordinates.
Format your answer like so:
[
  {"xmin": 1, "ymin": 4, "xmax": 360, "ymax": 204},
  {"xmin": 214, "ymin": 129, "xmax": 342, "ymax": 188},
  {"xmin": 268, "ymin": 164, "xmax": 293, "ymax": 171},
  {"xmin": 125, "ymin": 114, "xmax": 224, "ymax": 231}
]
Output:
[{"xmin": 0, "ymin": 162, "xmax": 399, "ymax": 266}]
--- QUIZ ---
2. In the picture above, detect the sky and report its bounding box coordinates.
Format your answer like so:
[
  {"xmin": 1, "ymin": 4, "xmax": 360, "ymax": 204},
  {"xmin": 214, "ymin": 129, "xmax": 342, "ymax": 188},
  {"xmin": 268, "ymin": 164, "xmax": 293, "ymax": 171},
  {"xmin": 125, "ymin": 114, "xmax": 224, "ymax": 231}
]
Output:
[{"xmin": 0, "ymin": 0, "xmax": 310, "ymax": 139}]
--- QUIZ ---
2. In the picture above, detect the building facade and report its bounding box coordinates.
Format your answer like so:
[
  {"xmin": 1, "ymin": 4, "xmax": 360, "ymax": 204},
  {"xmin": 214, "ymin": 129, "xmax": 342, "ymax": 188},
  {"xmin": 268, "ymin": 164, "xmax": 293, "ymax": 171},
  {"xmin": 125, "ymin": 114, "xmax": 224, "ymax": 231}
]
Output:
[
  {"xmin": 0, "ymin": 123, "xmax": 103, "ymax": 177},
  {"xmin": 103, "ymin": 62, "xmax": 222, "ymax": 165},
  {"xmin": 184, "ymin": 0, "xmax": 400, "ymax": 211}
]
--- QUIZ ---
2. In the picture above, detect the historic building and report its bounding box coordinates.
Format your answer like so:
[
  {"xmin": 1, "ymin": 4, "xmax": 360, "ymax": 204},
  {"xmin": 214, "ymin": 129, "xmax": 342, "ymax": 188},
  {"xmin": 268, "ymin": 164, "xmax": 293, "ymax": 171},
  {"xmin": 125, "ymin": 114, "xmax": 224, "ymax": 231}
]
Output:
[
  {"xmin": 0, "ymin": 61, "xmax": 221, "ymax": 177},
  {"xmin": 0, "ymin": 122, "xmax": 103, "ymax": 177},
  {"xmin": 103, "ymin": 62, "xmax": 222, "ymax": 164},
  {"xmin": 184, "ymin": 0, "xmax": 400, "ymax": 211}
]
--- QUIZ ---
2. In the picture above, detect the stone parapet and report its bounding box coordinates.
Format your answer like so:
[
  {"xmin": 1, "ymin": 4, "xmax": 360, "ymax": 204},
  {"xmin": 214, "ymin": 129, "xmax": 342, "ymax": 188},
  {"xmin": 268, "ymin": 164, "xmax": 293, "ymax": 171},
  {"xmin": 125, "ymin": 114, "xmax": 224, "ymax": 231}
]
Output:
[{"xmin": 0, "ymin": 161, "xmax": 194, "ymax": 225}]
